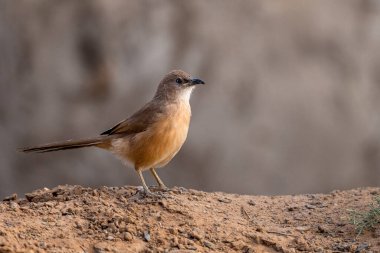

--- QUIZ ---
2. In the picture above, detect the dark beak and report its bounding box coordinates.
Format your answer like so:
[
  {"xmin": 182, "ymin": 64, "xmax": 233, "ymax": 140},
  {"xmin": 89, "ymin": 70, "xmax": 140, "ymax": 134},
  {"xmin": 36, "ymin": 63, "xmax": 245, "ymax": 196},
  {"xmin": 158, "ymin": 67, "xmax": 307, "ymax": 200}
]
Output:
[{"xmin": 191, "ymin": 78, "xmax": 205, "ymax": 85}]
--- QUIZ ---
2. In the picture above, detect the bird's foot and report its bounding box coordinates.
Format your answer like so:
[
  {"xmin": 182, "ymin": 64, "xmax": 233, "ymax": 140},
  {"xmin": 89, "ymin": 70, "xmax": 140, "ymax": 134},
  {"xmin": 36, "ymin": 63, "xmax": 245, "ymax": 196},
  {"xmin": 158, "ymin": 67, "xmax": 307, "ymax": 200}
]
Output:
[
  {"xmin": 149, "ymin": 185, "xmax": 170, "ymax": 192},
  {"xmin": 158, "ymin": 185, "xmax": 170, "ymax": 192},
  {"xmin": 133, "ymin": 186, "xmax": 168, "ymax": 199},
  {"xmin": 143, "ymin": 189, "xmax": 162, "ymax": 198},
  {"xmin": 128, "ymin": 186, "xmax": 173, "ymax": 203}
]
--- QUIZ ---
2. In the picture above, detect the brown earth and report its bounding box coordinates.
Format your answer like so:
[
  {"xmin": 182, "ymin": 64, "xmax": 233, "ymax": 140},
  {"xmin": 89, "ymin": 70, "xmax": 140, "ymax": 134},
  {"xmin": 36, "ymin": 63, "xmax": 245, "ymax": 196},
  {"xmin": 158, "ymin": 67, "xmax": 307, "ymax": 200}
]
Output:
[{"xmin": 0, "ymin": 185, "xmax": 379, "ymax": 253}]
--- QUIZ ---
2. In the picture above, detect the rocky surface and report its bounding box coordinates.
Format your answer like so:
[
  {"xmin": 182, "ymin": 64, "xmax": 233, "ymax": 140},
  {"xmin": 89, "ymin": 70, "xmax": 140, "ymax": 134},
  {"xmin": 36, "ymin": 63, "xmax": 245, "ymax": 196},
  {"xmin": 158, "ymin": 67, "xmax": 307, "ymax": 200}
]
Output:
[{"xmin": 0, "ymin": 185, "xmax": 379, "ymax": 252}]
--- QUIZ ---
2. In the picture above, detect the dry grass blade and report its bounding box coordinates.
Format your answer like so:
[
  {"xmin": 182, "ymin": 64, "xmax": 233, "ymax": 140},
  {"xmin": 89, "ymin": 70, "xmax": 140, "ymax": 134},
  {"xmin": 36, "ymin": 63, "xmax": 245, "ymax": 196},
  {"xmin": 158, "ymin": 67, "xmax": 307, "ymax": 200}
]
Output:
[{"xmin": 348, "ymin": 196, "xmax": 380, "ymax": 236}]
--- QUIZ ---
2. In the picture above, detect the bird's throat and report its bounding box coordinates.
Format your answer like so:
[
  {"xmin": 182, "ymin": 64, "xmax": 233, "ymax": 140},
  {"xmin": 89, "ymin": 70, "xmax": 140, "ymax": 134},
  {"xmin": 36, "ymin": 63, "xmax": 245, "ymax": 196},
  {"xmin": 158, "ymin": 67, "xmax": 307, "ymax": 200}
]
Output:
[{"xmin": 178, "ymin": 87, "xmax": 195, "ymax": 103}]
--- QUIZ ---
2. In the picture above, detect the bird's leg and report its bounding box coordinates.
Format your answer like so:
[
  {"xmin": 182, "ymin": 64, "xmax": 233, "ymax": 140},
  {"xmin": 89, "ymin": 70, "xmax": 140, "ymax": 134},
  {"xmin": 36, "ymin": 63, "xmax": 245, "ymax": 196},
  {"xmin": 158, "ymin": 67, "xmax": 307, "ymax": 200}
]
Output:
[
  {"xmin": 150, "ymin": 168, "xmax": 168, "ymax": 191},
  {"xmin": 137, "ymin": 170, "xmax": 155, "ymax": 196}
]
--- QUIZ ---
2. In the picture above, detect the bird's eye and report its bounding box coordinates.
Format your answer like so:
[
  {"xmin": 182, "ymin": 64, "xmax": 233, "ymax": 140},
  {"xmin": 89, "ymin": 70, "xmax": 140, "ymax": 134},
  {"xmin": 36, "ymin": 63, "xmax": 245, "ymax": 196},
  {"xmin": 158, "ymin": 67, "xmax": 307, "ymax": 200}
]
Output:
[{"xmin": 175, "ymin": 78, "xmax": 182, "ymax": 84}]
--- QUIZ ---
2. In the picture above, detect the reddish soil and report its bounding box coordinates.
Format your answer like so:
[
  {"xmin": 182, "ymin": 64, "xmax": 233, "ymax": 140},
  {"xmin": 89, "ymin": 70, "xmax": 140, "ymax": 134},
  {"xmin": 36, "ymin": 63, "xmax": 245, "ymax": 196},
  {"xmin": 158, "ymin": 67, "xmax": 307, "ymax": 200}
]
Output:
[{"xmin": 0, "ymin": 185, "xmax": 379, "ymax": 253}]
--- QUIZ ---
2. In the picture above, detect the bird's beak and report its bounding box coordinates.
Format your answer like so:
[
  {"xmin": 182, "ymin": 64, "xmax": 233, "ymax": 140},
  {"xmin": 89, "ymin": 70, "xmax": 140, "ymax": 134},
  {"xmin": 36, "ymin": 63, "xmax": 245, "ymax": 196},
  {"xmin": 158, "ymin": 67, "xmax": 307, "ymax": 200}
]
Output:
[{"xmin": 190, "ymin": 78, "xmax": 205, "ymax": 86}]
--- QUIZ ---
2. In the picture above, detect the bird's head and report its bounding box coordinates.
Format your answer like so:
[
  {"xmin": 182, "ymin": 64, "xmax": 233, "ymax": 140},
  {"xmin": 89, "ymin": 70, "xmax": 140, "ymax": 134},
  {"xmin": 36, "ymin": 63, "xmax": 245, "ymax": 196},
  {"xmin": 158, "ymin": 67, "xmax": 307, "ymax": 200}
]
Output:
[{"xmin": 155, "ymin": 70, "xmax": 205, "ymax": 102}]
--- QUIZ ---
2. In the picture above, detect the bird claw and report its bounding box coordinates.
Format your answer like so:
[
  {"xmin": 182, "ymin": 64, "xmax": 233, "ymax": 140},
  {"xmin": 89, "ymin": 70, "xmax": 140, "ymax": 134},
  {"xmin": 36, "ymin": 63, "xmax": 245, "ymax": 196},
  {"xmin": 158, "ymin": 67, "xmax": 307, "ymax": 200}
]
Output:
[
  {"xmin": 149, "ymin": 185, "xmax": 170, "ymax": 192},
  {"xmin": 137, "ymin": 187, "xmax": 169, "ymax": 198},
  {"xmin": 143, "ymin": 190, "xmax": 162, "ymax": 198},
  {"xmin": 128, "ymin": 185, "xmax": 173, "ymax": 203}
]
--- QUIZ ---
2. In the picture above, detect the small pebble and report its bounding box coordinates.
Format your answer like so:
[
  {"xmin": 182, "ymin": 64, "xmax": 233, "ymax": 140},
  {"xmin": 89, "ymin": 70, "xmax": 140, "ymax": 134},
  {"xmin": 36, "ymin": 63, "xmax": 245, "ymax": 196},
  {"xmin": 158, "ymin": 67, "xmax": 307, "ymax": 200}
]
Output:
[
  {"xmin": 318, "ymin": 225, "xmax": 329, "ymax": 234},
  {"xmin": 124, "ymin": 232, "xmax": 133, "ymax": 241},
  {"xmin": 168, "ymin": 228, "xmax": 177, "ymax": 235},
  {"xmin": 355, "ymin": 243, "xmax": 370, "ymax": 253},
  {"xmin": 143, "ymin": 231, "xmax": 150, "ymax": 242},
  {"xmin": 247, "ymin": 200, "xmax": 256, "ymax": 206},
  {"xmin": 39, "ymin": 241, "xmax": 46, "ymax": 249},
  {"xmin": 305, "ymin": 204, "xmax": 316, "ymax": 209},
  {"xmin": 3, "ymin": 193, "xmax": 17, "ymax": 201},
  {"xmin": 217, "ymin": 198, "xmax": 232, "ymax": 203},
  {"xmin": 10, "ymin": 202, "xmax": 19, "ymax": 210},
  {"xmin": 203, "ymin": 240, "xmax": 215, "ymax": 249},
  {"xmin": 296, "ymin": 226, "xmax": 310, "ymax": 232}
]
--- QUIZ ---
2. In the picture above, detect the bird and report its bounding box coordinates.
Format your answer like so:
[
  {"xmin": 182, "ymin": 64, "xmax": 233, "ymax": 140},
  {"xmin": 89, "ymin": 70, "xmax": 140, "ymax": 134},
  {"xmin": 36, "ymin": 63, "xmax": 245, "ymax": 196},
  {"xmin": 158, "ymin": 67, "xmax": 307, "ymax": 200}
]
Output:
[{"xmin": 21, "ymin": 70, "xmax": 205, "ymax": 196}]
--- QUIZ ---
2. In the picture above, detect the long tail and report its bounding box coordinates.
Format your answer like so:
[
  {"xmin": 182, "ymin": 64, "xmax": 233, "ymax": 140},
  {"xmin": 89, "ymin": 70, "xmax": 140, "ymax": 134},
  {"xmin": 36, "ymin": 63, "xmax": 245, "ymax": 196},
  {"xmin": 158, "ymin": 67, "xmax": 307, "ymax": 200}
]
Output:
[{"xmin": 21, "ymin": 137, "xmax": 108, "ymax": 153}]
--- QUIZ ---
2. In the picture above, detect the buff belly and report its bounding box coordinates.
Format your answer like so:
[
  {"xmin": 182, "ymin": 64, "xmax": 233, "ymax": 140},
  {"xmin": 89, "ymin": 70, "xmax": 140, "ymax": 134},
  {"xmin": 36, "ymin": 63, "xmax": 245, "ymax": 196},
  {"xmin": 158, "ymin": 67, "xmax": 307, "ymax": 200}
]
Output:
[{"xmin": 110, "ymin": 104, "xmax": 191, "ymax": 171}]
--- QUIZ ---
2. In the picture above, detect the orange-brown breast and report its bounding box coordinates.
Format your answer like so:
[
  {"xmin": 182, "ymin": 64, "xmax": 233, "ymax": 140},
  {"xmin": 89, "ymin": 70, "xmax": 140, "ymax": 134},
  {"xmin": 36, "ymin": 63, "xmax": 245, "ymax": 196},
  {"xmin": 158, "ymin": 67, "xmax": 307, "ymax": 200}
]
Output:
[{"xmin": 112, "ymin": 102, "xmax": 191, "ymax": 171}]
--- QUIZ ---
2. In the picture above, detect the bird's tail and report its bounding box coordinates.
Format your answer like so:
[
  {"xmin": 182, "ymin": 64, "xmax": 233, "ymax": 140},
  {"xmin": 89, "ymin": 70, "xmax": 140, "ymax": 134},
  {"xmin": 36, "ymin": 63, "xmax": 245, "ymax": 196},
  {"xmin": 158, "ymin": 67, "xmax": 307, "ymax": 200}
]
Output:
[{"xmin": 21, "ymin": 137, "xmax": 109, "ymax": 153}]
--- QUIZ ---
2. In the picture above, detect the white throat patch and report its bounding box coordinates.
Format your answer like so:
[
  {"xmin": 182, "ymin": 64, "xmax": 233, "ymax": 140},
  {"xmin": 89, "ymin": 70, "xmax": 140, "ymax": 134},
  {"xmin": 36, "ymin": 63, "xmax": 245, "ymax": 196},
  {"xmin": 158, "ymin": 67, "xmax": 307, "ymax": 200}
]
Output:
[{"xmin": 179, "ymin": 87, "xmax": 195, "ymax": 102}]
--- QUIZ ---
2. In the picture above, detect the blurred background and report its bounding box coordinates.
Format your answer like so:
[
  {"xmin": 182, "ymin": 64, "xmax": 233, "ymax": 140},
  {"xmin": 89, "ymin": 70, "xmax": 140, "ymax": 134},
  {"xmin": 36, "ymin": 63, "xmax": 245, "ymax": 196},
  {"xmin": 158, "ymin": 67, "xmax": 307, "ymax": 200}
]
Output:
[{"xmin": 1, "ymin": 0, "xmax": 380, "ymax": 198}]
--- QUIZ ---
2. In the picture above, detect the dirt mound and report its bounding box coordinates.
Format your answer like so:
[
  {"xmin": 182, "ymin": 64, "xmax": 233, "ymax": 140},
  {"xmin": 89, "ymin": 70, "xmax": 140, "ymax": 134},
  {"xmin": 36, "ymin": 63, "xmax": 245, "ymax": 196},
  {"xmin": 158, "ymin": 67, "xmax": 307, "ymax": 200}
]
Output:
[{"xmin": 0, "ymin": 185, "xmax": 379, "ymax": 253}]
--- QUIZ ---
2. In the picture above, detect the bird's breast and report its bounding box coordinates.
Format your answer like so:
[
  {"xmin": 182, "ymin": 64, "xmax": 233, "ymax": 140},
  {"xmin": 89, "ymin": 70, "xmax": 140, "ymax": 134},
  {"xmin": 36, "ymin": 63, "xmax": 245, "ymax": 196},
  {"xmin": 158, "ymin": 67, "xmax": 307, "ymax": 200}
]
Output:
[{"xmin": 127, "ymin": 102, "xmax": 191, "ymax": 170}]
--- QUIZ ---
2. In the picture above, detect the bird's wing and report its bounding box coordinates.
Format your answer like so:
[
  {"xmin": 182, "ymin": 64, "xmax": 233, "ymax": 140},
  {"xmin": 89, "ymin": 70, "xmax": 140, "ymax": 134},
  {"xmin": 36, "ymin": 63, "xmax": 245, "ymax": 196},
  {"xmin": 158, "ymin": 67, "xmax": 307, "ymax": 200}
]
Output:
[{"xmin": 100, "ymin": 101, "xmax": 164, "ymax": 136}]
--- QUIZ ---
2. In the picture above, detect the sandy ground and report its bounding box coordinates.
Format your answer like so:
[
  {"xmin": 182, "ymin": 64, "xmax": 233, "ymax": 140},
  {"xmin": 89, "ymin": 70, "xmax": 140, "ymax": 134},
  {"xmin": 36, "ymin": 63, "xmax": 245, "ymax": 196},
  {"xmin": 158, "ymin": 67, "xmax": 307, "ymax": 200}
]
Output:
[{"xmin": 0, "ymin": 185, "xmax": 379, "ymax": 253}]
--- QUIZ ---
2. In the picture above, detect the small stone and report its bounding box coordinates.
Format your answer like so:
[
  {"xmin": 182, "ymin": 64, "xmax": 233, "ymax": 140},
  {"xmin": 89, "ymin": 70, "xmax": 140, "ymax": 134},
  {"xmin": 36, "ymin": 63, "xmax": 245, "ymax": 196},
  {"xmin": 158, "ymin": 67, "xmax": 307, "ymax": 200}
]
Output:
[
  {"xmin": 10, "ymin": 202, "xmax": 19, "ymax": 210},
  {"xmin": 171, "ymin": 237, "xmax": 179, "ymax": 246},
  {"xmin": 217, "ymin": 198, "xmax": 232, "ymax": 203},
  {"xmin": 247, "ymin": 200, "xmax": 256, "ymax": 206},
  {"xmin": 75, "ymin": 222, "xmax": 83, "ymax": 230},
  {"xmin": 159, "ymin": 200, "xmax": 168, "ymax": 208},
  {"xmin": 143, "ymin": 231, "xmax": 150, "ymax": 242},
  {"xmin": 109, "ymin": 223, "xmax": 117, "ymax": 233},
  {"xmin": 333, "ymin": 243, "xmax": 351, "ymax": 251},
  {"xmin": 318, "ymin": 225, "xmax": 329, "ymax": 234},
  {"xmin": 106, "ymin": 235, "xmax": 114, "ymax": 240},
  {"xmin": 118, "ymin": 221, "xmax": 126, "ymax": 229},
  {"xmin": 305, "ymin": 204, "xmax": 316, "ymax": 209},
  {"xmin": 355, "ymin": 243, "xmax": 370, "ymax": 253},
  {"xmin": 186, "ymin": 245, "xmax": 197, "ymax": 250},
  {"xmin": 39, "ymin": 241, "xmax": 46, "ymax": 249},
  {"xmin": 124, "ymin": 232, "xmax": 133, "ymax": 241},
  {"xmin": 168, "ymin": 228, "xmax": 177, "ymax": 235},
  {"xmin": 296, "ymin": 226, "xmax": 310, "ymax": 232},
  {"xmin": 242, "ymin": 246, "xmax": 255, "ymax": 253},
  {"xmin": 3, "ymin": 193, "xmax": 17, "ymax": 201},
  {"xmin": 44, "ymin": 202, "xmax": 55, "ymax": 208},
  {"xmin": 203, "ymin": 240, "xmax": 215, "ymax": 249},
  {"xmin": 46, "ymin": 217, "xmax": 56, "ymax": 223},
  {"xmin": 178, "ymin": 237, "xmax": 187, "ymax": 245},
  {"xmin": 101, "ymin": 222, "xmax": 108, "ymax": 230},
  {"xmin": 189, "ymin": 230, "xmax": 203, "ymax": 240},
  {"xmin": 231, "ymin": 240, "xmax": 246, "ymax": 250},
  {"xmin": 294, "ymin": 237, "xmax": 309, "ymax": 251},
  {"xmin": 61, "ymin": 207, "xmax": 74, "ymax": 215},
  {"xmin": 125, "ymin": 225, "xmax": 136, "ymax": 234}
]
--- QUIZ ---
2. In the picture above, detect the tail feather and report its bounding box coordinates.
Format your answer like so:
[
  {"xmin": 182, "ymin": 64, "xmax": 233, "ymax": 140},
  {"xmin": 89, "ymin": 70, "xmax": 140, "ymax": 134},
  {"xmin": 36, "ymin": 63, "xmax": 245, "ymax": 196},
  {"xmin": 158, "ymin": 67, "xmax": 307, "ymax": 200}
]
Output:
[{"xmin": 21, "ymin": 137, "xmax": 107, "ymax": 153}]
